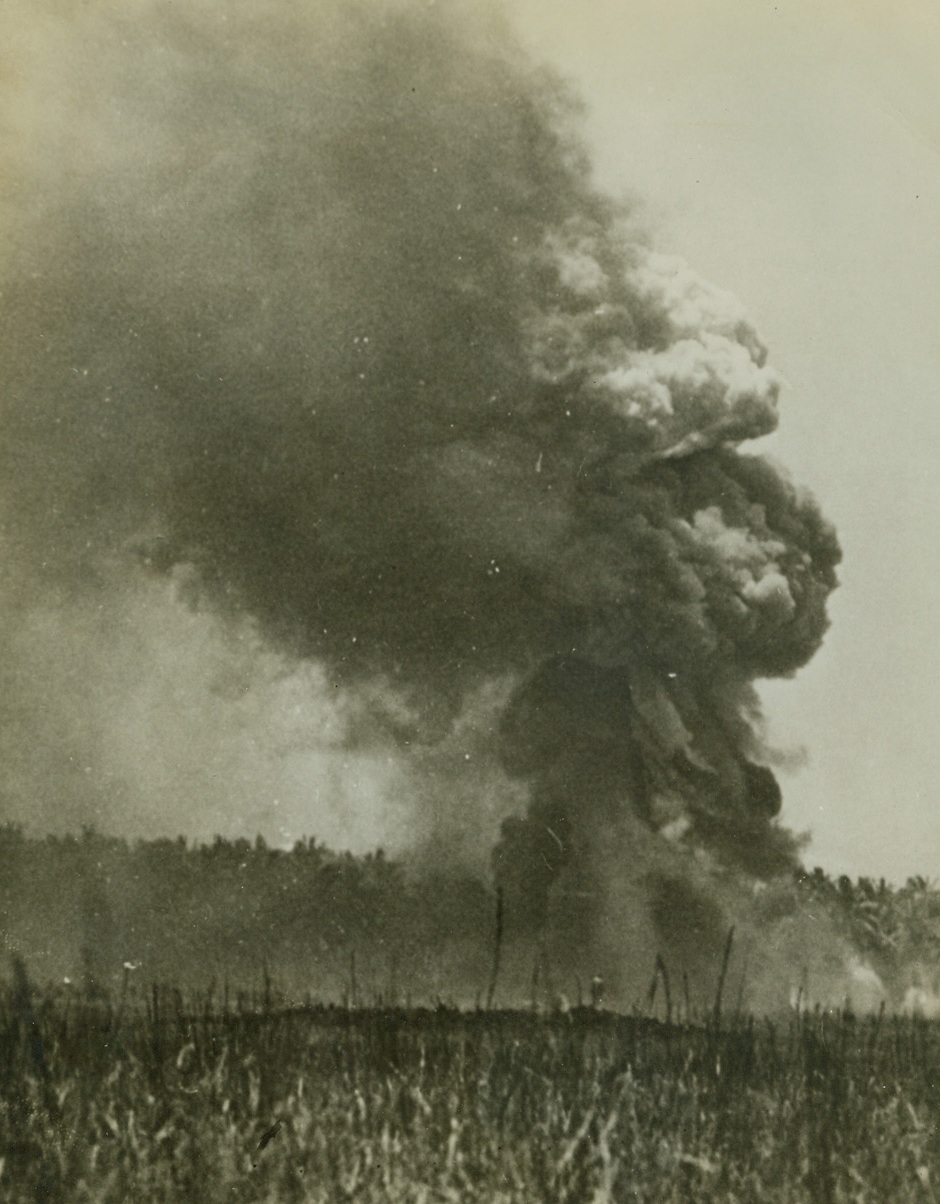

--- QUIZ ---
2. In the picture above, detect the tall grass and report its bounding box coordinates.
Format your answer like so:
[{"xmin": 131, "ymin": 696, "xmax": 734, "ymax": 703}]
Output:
[{"xmin": 3, "ymin": 972, "xmax": 940, "ymax": 1202}]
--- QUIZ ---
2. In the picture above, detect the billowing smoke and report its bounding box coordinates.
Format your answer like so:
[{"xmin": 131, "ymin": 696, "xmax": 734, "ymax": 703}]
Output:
[{"xmin": 0, "ymin": 0, "xmax": 839, "ymax": 981}]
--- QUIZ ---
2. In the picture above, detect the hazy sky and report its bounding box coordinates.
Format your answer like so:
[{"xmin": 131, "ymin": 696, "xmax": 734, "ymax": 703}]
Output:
[{"xmin": 505, "ymin": 0, "xmax": 940, "ymax": 880}]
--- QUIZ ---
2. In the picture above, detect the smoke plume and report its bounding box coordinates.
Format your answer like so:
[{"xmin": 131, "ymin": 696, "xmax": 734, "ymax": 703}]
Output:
[{"xmin": 0, "ymin": 0, "xmax": 839, "ymax": 979}]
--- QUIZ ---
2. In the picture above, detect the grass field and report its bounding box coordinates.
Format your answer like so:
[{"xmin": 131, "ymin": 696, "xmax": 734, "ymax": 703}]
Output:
[{"xmin": 3, "ymin": 973, "xmax": 940, "ymax": 1203}]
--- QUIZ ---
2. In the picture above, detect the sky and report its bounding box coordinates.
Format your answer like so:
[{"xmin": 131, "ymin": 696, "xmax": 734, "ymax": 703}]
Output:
[
  {"xmin": 505, "ymin": 0, "xmax": 940, "ymax": 880},
  {"xmin": 1, "ymin": 0, "xmax": 938, "ymax": 886}
]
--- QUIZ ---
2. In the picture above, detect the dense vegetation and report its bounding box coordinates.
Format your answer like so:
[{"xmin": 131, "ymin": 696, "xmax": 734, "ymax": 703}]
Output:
[
  {"xmin": 3, "ymin": 974, "xmax": 940, "ymax": 1203},
  {"xmin": 5, "ymin": 829, "xmax": 940, "ymax": 1199},
  {"xmin": 0, "ymin": 825, "xmax": 493, "ymax": 1001},
  {"xmin": 798, "ymin": 868, "xmax": 940, "ymax": 993},
  {"xmin": 4, "ymin": 825, "xmax": 940, "ymax": 1009}
]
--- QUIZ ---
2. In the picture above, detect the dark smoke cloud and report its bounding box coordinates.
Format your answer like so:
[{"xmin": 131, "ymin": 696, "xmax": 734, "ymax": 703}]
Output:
[{"xmin": 0, "ymin": 0, "xmax": 839, "ymax": 958}]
